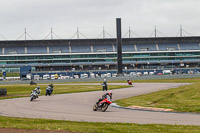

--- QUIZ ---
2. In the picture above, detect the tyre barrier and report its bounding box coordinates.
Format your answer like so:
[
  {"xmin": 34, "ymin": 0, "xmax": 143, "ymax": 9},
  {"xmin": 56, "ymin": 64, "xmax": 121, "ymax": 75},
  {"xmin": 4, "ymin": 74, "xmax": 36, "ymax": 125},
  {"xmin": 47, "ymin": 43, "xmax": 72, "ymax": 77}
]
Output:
[{"xmin": 0, "ymin": 89, "xmax": 7, "ymax": 96}]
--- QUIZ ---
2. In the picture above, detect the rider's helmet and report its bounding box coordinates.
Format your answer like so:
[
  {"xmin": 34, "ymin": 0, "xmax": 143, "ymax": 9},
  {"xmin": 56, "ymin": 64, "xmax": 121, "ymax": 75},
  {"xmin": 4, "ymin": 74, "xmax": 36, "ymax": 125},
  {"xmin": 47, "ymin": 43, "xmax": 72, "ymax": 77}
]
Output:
[
  {"xmin": 37, "ymin": 86, "xmax": 40, "ymax": 90},
  {"xmin": 49, "ymin": 84, "xmax": 53, "ymax": 88},
  {"xmin": 108, "ymin": 91, "xmax": 112, "ymax": 96},
  {"xmin": 104, "ymin": 79, "xmax": 106, "ymax": 82}
]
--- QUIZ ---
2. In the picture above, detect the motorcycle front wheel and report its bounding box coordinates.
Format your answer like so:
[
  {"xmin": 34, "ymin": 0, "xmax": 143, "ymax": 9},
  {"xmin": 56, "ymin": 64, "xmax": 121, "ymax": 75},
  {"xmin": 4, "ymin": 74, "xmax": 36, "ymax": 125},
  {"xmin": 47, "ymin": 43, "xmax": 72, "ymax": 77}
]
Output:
[
  {"xmin": 101, "ymin": 103, "xmax": 109, "ymax": 112},
  {"xmin": 93, "ymin": 104, "xmax": 98, "ymax": 111},
  {"xmin": 30, "ymin": 97, "xmax": 34, "ymax": 101}
]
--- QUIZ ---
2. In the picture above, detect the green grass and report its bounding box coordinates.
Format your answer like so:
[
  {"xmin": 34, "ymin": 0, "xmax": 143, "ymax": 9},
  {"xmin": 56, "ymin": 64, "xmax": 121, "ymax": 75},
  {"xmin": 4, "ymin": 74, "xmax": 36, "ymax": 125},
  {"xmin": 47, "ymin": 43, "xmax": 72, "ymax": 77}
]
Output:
[
  {"xmin": 0, "ymin": 84, "xmax": 129, "ymax": 100},
  {"xmin": 0, "ymin": 115, "xmax": 200, "ymax": 133},
  {"xmin": 1, "ymin": 78, "xmax": 200, "ymax": 132},
  {"xmin": 115, "ymin": 78, "xmax": 200, "ymax": 113},
  {"xmin": 0, "ymin": 72, "xmax": 20, "ymax": 77}
]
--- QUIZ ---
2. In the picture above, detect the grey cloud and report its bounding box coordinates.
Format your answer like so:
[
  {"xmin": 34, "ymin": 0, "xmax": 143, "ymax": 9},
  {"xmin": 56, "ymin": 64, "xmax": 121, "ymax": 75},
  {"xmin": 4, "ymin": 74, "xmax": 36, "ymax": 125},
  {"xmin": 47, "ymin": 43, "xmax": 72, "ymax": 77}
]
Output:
[{"xmin": 0, "ymin": 0, "xmax": 200, "ymax": 40}]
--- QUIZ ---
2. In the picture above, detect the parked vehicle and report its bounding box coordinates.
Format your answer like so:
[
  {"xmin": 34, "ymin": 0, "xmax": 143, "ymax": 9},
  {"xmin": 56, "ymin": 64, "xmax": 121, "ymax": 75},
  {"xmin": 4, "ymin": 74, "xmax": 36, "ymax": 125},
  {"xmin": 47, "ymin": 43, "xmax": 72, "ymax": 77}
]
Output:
[
  {"xmin": 43, "ymin": 74, "xmax": 50, "ymax": 80},
  {"xmin": 143, "ymin": 72, "xmax": 149, "ymax": 76},
  {"xmin": 34, "ymin": 75, "xmax": 40, "ymax": 80},
  {"xmin": 106, "ymin": 73, "xmax": 111, "ymax": 78},
  {"xmin": 54, "ymin": 74, "xmax": 59, "ymax": 79},
  {"xmin": 51, "ymin": 75, "xmax": 55, "ymax": 79},
  {"xmin": 80, "ymin": 74, "xmax": 88, "ymax": 78},
  {"xmin": 149, "ymin": 72, "xmax": 155, "ymax": 75},
  {"xmin": 112, "ymin": 73, "xmax": 117, "ymax": 77},
  {"xmin": 129, "ymin": 72, "xmax": 137, "ymax": 77},
  {"xmin": 162, "ymin": 70, "xmax": 171, "ymax": 75},
  {"xmin": 137, "ymin": 72, "xmax": 142, "ymax": 76}
]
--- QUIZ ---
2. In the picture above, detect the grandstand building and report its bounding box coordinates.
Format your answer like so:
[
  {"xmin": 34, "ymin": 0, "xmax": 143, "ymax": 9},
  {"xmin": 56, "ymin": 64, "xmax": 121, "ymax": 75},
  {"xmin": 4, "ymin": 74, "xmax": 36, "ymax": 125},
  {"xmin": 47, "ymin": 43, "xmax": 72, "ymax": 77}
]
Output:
[{"xmin": 1, "ymin": 36, "xmax": 200, "ymax": 76}]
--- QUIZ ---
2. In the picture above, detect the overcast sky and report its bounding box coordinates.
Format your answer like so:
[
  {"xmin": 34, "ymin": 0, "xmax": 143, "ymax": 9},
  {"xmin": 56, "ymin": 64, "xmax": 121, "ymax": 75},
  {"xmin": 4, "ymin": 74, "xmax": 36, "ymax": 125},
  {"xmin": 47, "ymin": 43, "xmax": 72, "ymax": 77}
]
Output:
[{"xmin": 0, "ymin": 0, "xmax": 200, "ymax": 40}]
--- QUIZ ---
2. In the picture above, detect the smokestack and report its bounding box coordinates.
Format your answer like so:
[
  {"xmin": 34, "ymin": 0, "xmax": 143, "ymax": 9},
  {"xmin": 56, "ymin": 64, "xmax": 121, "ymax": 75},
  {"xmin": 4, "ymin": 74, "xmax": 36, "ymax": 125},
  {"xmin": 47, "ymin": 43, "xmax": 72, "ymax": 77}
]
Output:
[{"xmin": 116, "ymin": 18, "xmax": 123, "ymax": 75}]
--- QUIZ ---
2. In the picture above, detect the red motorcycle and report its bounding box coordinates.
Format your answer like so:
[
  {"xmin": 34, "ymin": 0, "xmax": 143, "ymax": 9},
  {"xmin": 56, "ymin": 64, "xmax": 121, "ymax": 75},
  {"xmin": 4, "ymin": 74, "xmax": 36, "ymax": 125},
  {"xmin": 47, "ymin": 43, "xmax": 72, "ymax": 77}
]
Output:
[
  {"xmin": 93, "ymin": 93, "xmax": 112, "ymax": 112},
  {"xmin": 127, "ymin": 80, "xmax": 132, "ymax": 85}
]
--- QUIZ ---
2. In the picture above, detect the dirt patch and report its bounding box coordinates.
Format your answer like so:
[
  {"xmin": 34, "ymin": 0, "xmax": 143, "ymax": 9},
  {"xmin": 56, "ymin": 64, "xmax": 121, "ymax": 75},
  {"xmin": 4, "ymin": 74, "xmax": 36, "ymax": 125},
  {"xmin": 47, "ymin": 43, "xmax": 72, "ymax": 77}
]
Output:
[{"xmin": 0, "ymin": 128, "xmax": 79, "ymax": 133}]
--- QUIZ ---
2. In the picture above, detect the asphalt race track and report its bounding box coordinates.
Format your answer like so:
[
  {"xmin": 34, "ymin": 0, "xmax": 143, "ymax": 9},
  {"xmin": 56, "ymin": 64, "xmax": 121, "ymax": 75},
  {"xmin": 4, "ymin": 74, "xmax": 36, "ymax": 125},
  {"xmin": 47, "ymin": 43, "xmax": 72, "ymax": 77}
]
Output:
[{"xmin": 1, "ymin": 83, "xmax": 200, "ymax": 125}]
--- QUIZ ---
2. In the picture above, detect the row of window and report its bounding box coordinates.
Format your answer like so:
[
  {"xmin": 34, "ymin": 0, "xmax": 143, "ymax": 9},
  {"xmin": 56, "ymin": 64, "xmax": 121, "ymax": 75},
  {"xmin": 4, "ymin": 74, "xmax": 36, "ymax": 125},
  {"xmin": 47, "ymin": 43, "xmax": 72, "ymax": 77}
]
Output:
[
  {"xmin": 0, "ymin": 52, "xmax": 200, "ymax": 60},
  {"xmin": 0, "ymin": 57, "xmax": 198, "ymax": 65}
]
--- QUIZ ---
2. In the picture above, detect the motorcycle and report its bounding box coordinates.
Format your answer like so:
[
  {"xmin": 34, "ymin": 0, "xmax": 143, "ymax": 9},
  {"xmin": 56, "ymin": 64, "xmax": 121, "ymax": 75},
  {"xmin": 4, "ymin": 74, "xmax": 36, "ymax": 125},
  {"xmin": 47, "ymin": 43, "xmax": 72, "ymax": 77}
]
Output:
[
  {"xmin": 127, "ymin": 80, "xmax": 132, "ymax": 85},
  {"xmin": 30, "ymin": 80, "xmax": 37, "ymax": 85},
  {"xmin": 46, "ymin": 84, "xmax": 54, "ymax": 96},
  {"xmin": 93, "ymin": 95, "xmax": 112, "ymax": 112},
  {"xmin": 45, "ymin": 87, "xmax": 53, "ymax": 96},
  {"xmin": 30, "ymin": 90, "xmax": 37, "ymax": 101}
]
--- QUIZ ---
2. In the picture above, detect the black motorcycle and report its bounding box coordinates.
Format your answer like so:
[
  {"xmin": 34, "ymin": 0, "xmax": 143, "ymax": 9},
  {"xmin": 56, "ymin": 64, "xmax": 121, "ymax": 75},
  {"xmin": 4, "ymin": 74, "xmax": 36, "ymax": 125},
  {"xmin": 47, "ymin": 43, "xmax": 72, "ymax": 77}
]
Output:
[
  {"xmin": 30, "ymin": 80, "xmax": 37, "ymax": 85},
  {"xmin": 45, "ymin": 84, "xmax": 54, "ymax": 96}
]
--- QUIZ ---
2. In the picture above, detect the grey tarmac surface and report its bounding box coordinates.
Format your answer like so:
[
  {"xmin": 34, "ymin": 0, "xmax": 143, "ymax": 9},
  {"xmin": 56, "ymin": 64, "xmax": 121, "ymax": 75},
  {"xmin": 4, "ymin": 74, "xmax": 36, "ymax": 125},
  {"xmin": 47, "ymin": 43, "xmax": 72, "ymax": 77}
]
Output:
[{"xmin": 1, "ymin": 83, "xmax": 200, "ymax": 125}]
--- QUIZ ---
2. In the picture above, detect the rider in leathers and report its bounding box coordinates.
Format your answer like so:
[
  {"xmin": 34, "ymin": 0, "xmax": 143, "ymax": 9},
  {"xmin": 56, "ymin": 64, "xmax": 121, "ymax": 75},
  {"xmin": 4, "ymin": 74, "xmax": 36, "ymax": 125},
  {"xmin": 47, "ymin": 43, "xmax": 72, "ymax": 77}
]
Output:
[
  {"xmin": 97, "ymin": 92, "xmax": 112, "ymax": 106},
  {"xmin": 32, "ymin": 86, "xmax": 41, "ymax": 98}
]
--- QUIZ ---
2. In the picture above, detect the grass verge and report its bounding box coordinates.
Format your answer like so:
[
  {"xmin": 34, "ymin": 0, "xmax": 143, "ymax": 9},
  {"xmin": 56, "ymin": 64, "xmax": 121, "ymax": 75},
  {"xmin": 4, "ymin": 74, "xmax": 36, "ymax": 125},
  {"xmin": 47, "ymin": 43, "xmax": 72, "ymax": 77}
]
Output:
[
  {"xmin": 0, "ymin": 72, "xmax": 20, "ymax": 77},
  {"xmin": 115, "ymin": 78, "xmax": 200, "ymax": 113},
  {"xmin": 0, "ymin": 116, "xmax": 200, "ymax": 133}
]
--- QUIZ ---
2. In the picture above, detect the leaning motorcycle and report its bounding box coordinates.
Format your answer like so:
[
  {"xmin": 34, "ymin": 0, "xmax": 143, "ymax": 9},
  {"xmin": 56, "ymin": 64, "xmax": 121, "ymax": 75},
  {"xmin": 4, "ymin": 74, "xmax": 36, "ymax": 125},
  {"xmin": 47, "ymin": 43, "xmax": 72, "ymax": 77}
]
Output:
[
  {"xmin": 93, "ymin": 95, "xmax": 112, "ymax": 112},
  {"xmin": 45, "ymin": 86, "xmax": 53, "ymax": 96},
  {"xmin": 127, "ymin": 80, "xmax": 132, "ymax": 85},
  {"xmin": 30, "ymin": 90, "xmax": 37, "ymax": 101},
  {"xmin": 128, "ymin": 80, "xmax": 132, "ymax": 85}
]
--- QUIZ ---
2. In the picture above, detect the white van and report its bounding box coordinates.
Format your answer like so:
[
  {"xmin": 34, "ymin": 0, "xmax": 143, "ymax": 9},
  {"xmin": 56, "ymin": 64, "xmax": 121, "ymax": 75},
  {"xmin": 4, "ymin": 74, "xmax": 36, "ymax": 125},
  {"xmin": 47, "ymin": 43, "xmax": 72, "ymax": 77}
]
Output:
[
  {"xmin": 74, "ymin": 74, "xmax": 79, "ymax": 79},
  {"xmin": 95, "ymin": 74, "xmax": 100, "ymax": 78},
  {"xmin": 107, "ymin": 73, "xmax": 111, "ymax": 77},
  {"xmin": 90, "ymin": 73, "xmax": 95, "ymax": 78},
  {"xmin": 80, "ymin": 74, "xmax": 85, "ymax": 78},
  {"xmin": 129, "ymin": 72, "xmax": 137, "ymax": 77},
  {"xmin": 84, "ymin": 74, "xmax": 88, "ymax": 78},
  {"xmin": 51, "ymin": 75, "xmax": 55, "ymax": 79},
  {"xmin": 101, "ymin": 74, "xmax": 106, "ymax": 78},
  {"xmin": 143, "ymin": 72, "xmax": 149, "ymax": 75},
  {"xmin": 149, "ymin": 72, "xmax": 155, "ymax": 75},
  {"xmin": 43, "ymin": 74, "xmax": 50, "ymax": 80},
  {"xmin": 26, "ymin": 74, "xmax": 32, "ymax": 80},
  {"xmin": 112, "ymin": 73, "xmax": 117, "ymax": 77},
  {"xmin": 34, "ymin": 75, "xmax": 40, "ymax": 80},
  {"xmin": 163, "ymin": 70, "xmax": 171, "ymax": 75},
  {"xmin": 81, "ymin": 74, "xmax": 88, "ymax": 78},
  {"xmin": 137, "ymin": 72, "xmax": 142, "ymax": 76}
]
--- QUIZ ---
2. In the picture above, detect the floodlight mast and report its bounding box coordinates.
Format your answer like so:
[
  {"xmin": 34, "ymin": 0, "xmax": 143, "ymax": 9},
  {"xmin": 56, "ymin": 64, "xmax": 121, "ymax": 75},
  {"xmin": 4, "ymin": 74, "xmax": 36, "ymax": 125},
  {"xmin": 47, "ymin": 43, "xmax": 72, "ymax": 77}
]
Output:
[{"xmin": 180, "ymin": 25, "xmax": 182, "ymax": 37}]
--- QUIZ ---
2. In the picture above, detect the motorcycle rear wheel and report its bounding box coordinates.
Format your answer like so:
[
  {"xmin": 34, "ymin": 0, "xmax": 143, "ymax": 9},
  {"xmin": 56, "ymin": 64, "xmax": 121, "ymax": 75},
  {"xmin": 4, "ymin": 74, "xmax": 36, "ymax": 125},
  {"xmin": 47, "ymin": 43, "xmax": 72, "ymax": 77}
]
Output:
[{"xmin": 101, "ymin": 103, "xmax": 109, "ymax": 112}]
